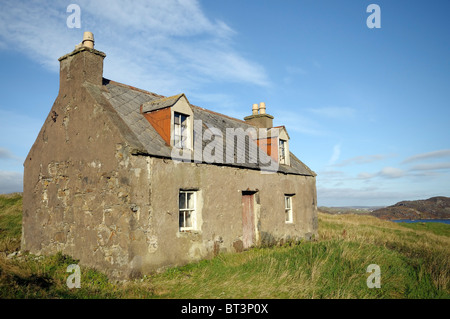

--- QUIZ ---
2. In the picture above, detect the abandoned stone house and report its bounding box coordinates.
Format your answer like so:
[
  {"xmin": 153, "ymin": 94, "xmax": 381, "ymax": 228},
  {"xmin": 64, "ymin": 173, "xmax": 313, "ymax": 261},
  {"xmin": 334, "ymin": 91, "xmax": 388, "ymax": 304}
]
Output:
[{"xmin": 22, "ymin": 33, "xmax": 318, "ymax": 279}]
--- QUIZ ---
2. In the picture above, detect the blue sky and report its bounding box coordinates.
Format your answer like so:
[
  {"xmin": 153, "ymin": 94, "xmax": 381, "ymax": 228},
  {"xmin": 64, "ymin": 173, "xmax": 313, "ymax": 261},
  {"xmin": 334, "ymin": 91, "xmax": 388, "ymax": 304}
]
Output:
[{"xmin": 0, "ymin": 0, "xmax": 449, "ymax": 206}]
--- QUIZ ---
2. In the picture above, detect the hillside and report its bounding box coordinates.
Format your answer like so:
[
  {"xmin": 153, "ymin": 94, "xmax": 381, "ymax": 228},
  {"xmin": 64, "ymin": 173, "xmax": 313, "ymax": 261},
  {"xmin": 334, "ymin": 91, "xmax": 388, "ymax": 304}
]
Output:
[{"xmin": 370, "ymin": 196, "xmax": 450, "ymax": 220}]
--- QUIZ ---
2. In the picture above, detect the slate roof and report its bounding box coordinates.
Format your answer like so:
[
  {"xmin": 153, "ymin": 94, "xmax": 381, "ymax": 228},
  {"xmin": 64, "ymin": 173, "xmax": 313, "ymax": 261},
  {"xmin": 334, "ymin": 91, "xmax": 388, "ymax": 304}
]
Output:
[{"xmin": 101, "ymin": 78, "xmax": 315, "ymax": 176}]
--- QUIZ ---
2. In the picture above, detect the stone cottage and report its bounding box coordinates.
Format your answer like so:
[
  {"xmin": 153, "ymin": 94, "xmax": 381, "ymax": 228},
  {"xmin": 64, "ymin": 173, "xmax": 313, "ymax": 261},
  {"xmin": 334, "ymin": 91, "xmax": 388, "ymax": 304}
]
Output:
[{"xmin": 22, "ymin": 33, "xmax": 318, "ymax": 279}]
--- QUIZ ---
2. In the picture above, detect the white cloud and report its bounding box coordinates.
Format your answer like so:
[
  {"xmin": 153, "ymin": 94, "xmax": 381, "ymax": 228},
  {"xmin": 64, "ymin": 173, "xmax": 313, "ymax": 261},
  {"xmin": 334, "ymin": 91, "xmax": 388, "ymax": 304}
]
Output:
[
  {"xmin": 0, "ymin": 147, "xmax": 18, "ymax": 160},
  {"xmin": 317, "ymin": 186, "xmax": 409, "ymax": 206},
  {"xmin": 379, "ymin": 167, "xmax": 405, "ymax": 178},
  {"xmin": 328, "ymin": 143, "xmax": 341, "ymax": 166},
  {"xmin": 402, "ymin": 149, "xmax": 450, "ymax": 164},
  {"xmin": 318, "ymin": 170, "xmax": 345, "ymax": 177},
  {"xmin": 410, "ymin": 162, "xmax": 450, "ymax": 171},
  {"xmin": 0, "ymin": 0, "xmax": 269, "ymax": 95},
  {"xmin": 358, "ymin": 166, "xmax": 405, "ymax": 180},
  {"xmin": 357, "ymin": 172, "xmax": 377, "ymax": 179},
  {"xmin": 334, "ymin": 154, "xmax": 392, "ymax": 167},
  {"xmin": 79, "ymin": 0, "xmax": 220, "ymax": 36}
]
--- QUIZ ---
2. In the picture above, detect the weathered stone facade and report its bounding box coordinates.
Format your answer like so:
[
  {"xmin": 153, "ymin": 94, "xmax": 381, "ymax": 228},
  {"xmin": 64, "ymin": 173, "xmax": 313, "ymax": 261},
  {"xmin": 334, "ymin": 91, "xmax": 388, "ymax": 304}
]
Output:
[{"xmin": 22, "ymin": 39, "xmax": 318, "ymax": 279}]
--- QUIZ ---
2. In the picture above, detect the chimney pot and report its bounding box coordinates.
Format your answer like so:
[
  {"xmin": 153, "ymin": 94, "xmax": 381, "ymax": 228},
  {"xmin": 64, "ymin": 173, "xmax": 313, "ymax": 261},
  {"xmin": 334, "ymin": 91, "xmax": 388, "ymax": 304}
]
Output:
[
  {"xmin": 252, "ymin": 103, "xmax": 259, "ymax": 115},
  {"xmin": 259, "ymin": 102, "xmax": 266, "ymax": 114},
  {"xmin": 82, "ymin": 31, "xmax": 95, "ymax": 49}
]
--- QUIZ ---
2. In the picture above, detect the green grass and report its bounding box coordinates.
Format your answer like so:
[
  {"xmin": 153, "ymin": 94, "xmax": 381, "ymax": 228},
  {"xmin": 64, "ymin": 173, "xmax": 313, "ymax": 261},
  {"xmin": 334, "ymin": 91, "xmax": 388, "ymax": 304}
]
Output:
[
  {"xmin": 0, "ymin": 193, "xmax": 22, "ymax": 239},
  {"xmin": 398, "ymin": 221, "xmax": 450, "ymax": 237},
  {"xmin": 0, "ymin": 193, "xmax": 22, "ymax": 253},
  {"xmin": 0, "ymin": 194, "xmax": 449, "ymax": 298}
]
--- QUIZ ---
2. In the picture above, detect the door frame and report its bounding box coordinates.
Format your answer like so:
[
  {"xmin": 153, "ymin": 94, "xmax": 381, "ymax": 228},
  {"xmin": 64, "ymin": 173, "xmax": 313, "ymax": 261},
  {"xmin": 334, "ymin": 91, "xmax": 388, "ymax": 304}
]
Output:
[{"xmin": 241, "ymin": 190, "xmax": 259, "ymax": 249}]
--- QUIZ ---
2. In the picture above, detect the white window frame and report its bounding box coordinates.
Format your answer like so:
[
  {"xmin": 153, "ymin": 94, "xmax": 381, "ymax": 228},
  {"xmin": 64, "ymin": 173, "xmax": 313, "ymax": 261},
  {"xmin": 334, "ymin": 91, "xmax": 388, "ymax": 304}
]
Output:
[
  {"xmin": 179, "ymin": 190, "xmax": 197, "ymax": 231},
  {"xmin": 279, "ymin": 139, "xmax": 287, "ymax": 164},
  {"xmin": 285, "ymin": 195, "xmax": 293, "ymax": 223},
  {"xmin": 174, "ymin": 112, "xmax": 189, "ymax": 149}
]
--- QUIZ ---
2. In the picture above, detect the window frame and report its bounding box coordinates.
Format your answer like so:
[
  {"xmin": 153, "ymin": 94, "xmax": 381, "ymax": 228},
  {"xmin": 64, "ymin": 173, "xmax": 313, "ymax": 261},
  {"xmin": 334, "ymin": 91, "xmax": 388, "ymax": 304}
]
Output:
[
  {"xmin": 179, "ymin": 190, "xmax": 197, "ymax": 231},
  {"xmin": 174, "ymin": 112, "xmax": 189, "ymax": 149},
  {"xmin": 279, "ymin": 138, "xmax": 287, "ymax": 164},
  {"xmin": 284, "ymin": 195, "xmax": 293, "ymax": 223}
]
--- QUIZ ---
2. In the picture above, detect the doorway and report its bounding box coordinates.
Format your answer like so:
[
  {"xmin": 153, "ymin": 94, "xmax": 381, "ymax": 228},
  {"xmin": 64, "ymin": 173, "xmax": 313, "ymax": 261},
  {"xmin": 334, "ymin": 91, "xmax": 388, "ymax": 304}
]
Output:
[{"xmin": 242, "ymin": 191, "xmax": 258, "ymax": 249}]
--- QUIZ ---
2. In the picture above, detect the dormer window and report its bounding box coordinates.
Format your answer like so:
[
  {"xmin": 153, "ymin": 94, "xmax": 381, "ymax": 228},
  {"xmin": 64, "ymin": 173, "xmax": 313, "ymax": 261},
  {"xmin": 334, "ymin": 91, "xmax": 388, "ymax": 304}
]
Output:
[
  {"xmin": 141, "ymin": 93, "xmax": 194, "ymax": 150},
  {"xmin": 174, "ymin": 112, "xmax": 189, "ymax": 149},
  {"xmin": 254, "ymin": 126, "xmax": 290, "ymax": 166}
]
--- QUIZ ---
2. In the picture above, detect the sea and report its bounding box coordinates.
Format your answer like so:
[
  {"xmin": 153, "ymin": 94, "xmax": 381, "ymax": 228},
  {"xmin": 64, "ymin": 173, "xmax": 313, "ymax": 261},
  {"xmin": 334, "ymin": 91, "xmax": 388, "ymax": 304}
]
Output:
[{"xmin": 392, "ymin": 219, "xmax": 450, "ymax": 224}]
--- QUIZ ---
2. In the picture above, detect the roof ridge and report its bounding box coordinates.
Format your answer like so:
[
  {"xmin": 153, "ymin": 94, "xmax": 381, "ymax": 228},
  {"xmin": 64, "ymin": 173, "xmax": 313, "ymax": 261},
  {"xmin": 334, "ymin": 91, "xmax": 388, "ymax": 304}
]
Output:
[
  {"xmin": 103, "ymin": 78, "xmax": 166, "ymax": 99},
  {"xmin": 190, "ymin": 104, "xmax": 253, "ymax": 127}
]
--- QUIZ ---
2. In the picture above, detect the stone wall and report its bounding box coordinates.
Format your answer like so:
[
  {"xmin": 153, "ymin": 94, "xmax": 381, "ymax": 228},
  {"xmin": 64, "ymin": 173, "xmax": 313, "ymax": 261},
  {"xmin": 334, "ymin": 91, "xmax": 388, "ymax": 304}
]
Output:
[
  {"xmin": 130, "ymin": 156, "xmax": 318, "ymax": 276},
  {"xmin": 22, "ymin": 56, "xmax": 152, "ymax": 277}
]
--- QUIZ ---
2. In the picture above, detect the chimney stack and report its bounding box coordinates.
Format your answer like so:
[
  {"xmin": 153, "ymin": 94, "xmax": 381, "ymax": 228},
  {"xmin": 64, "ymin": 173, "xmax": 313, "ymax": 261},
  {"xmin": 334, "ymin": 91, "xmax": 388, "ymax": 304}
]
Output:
[
  {"xmin": 58, "ymin": 32, "xmax": 106, "ymax": 91},
  {"xmin": 244, "ymin": 102, "xmax": 274, "ymax": 128}
]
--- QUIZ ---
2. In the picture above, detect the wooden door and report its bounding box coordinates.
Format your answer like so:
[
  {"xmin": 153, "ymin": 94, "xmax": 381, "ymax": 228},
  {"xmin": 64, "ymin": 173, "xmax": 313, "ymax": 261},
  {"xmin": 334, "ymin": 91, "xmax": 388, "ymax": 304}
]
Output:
[{"xmin": 242, "ymin": 193, "xmax": 255, "ymax": 249}]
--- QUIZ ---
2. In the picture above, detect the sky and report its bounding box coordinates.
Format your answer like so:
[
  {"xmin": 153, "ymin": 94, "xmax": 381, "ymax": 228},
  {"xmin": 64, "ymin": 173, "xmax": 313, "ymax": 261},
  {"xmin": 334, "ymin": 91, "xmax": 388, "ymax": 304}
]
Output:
[{"xmin": 0, "ymin": 0, "xmax": 449, "ymax": 206}]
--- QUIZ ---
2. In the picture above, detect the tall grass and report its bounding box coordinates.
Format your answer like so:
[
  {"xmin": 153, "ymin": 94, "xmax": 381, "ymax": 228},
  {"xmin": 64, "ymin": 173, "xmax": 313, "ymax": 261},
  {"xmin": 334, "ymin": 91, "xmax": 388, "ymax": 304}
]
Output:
[
  {"xmin": 0, "ymin": 193, "xmax": 22, "ymax": 252},
  {"xmin": 0, "ymin": 193, "xmax": 449, "ymax": 298}
]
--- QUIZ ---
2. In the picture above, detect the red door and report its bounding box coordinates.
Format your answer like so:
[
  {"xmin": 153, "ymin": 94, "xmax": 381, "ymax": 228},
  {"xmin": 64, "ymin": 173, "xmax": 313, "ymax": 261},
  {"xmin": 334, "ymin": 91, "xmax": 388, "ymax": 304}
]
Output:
[{"xmin": 242, "ymin": 193, "xmax": 255, "ymax": 249}]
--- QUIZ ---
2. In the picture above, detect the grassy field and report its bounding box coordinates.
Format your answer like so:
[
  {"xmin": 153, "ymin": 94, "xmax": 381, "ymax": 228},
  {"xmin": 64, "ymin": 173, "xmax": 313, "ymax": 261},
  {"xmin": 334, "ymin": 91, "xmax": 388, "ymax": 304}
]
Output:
[{"xmin": 0, "ymin": 194, "xmax": 449, "ymax": 299}]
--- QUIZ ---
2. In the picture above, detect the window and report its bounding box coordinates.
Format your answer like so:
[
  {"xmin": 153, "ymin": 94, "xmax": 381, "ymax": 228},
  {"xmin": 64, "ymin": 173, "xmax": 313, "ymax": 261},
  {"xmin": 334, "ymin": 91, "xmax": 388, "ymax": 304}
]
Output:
[
  {"xmin": 179, "ymin": 190, "xmax": 196, "ymax": 231},
  {"xmin": 174, "ymin": 112, "xmax": 189, "ymax": 149},
  {"xmin": 279, "ymin": 139, "xmax": 287, "ymax": 164},
  {"xmin": 285, "ymin": 195, "xmax": 293, "ymax": 223}
]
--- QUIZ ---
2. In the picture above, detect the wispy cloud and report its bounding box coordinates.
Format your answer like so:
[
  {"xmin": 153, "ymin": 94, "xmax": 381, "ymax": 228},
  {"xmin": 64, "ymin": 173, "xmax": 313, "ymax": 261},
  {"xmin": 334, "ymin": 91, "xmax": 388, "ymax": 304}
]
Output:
[
  {"xmin": 402, "ymin": 149, "xmax": 450, "ymax": 164},
  {"xmin": 358, "ymin": 162, "xmax": 450, "ymax": 181},
  {"xmin": 0, "ymin": 171, "xmax": 23, "ymax": 194},
  {"xmin": 0, "ymin": 0, "xmax": 269, "ymax": 95},
  {"xmin": 0, "ymin": 147, "xmax": 20, "ymax": 161},
  {"xmin": 357, "ymin": 172, "xmax": 376, "ymax": 179},
  {"xmin": 379, "ymin": 167, "xmax": 405, "ymax": 178},
  {"xmin": 334, "ymin": 154, "xmax": 393, "ymax": 167},
  {"xmin": 358, "ymin": 167, "xmax": 405, "ymax": 180},
  {"xmin": 317, "ymin": 186, "xmax": 410, "ymax": 206},
  {"xmin": 328, "ymin": 143, "xmax": 342, "ymax": 166},
  {"xmin": 410, "ymin": 162, "xmax": 450, "ymax": 171}
]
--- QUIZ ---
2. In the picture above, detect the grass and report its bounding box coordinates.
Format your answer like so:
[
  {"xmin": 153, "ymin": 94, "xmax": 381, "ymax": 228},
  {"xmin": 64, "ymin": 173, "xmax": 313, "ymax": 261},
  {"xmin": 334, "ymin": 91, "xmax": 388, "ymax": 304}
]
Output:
[
  {"xmin": 0, "ymin": 193, "xmax": 449, "ymax": 298},
  {"xmin": 397, "ymin": 221, "xmax": 450, "ymax": 237}
]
